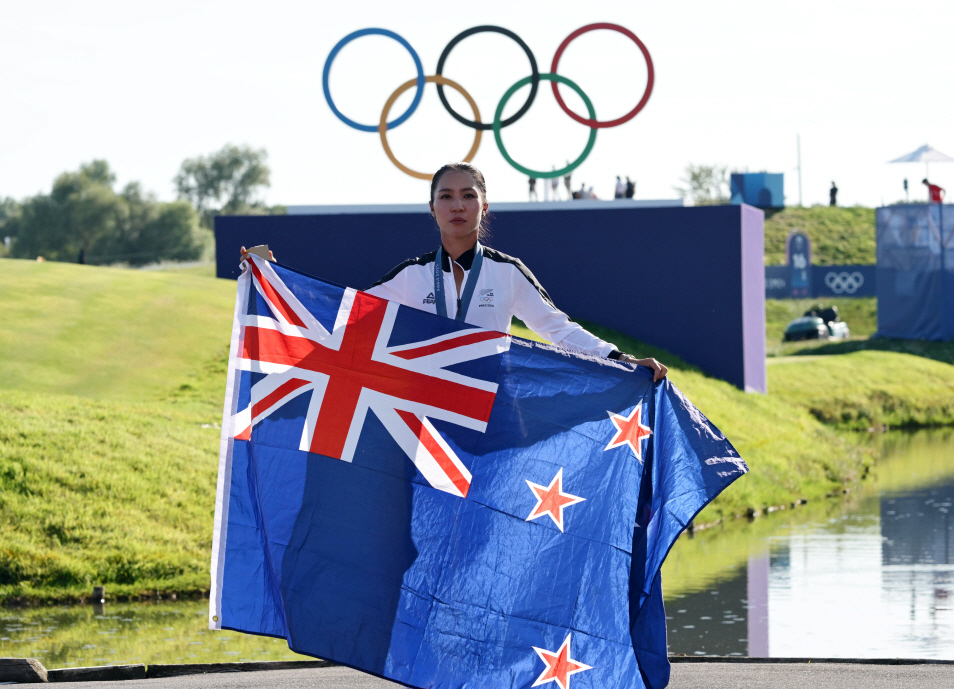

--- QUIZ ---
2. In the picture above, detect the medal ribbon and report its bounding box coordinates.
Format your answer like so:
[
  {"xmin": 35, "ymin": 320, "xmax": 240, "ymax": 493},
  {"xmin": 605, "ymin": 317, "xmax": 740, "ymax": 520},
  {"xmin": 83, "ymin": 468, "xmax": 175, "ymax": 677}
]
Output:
[{"xmin": 434, "ymin": 242, "xmax": 484, "ymax": 321}]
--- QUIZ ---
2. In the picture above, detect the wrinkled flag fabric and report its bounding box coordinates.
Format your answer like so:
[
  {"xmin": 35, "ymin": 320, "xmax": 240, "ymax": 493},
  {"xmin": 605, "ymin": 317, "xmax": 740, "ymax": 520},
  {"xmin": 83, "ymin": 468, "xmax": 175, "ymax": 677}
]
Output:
[{"xmin": 210, "ymin": 256, "xmax": 748, "ymax": 689}]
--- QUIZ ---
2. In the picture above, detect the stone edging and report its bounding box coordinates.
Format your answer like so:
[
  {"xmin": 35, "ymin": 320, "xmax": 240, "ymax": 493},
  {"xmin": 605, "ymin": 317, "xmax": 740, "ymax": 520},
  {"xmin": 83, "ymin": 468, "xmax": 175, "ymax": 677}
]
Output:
[
  {"xmin": 669, "ymin": 656, "xmax": 954, "ymax": 665},
  {"xmin": 4, "ymin": 656, "xmax": 953, "ymax": 683},
  {"xmin": 1, "ymin": 659, "xmax": 334, "ymax": 683}
]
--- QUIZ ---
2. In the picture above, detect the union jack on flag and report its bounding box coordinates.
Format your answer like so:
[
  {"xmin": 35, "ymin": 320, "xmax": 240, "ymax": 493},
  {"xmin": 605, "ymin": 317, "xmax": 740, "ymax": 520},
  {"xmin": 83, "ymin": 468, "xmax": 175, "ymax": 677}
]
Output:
[
  {"xmin": 231, "ymin": 257, "xmax": 509, "ymax": 498},
  {"xmin": 211, "ymin": 256, "xmax": 747, "ymax": 689}
]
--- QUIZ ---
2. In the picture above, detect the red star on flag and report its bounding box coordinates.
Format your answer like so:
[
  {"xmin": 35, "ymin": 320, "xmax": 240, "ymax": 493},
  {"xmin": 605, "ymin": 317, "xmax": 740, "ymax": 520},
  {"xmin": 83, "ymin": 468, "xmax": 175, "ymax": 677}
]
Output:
[
  {"xmin": 525, "ymin": 468, "xmax": 585, "ymax": 532},
  {"xmin": 605, "ymin": 402, "xmax": 652, "ymax": 460},
  {"xmin": 531, "ymin": 633, "xmax": 593, "ymax": 689}
]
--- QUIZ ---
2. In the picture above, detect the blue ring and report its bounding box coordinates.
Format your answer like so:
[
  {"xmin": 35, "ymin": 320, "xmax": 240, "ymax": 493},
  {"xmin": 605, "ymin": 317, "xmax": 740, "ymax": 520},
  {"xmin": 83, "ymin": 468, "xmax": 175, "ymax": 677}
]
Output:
[{"xmin": 322, "ymin": 28, "xmax": 425, "ymax": 133}]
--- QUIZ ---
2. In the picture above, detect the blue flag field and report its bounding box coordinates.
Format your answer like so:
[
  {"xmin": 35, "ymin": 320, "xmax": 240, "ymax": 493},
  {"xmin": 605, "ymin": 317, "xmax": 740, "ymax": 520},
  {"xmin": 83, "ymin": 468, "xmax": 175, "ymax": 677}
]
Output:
[{"xmin": 210, "ymin": 256, "xmax": 748, "ymax": 689}]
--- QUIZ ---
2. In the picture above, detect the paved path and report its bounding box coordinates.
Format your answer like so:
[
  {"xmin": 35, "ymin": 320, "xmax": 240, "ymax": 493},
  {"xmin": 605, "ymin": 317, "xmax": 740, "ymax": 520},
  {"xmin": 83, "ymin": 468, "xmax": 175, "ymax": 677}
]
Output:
[{"xmin": 51, "ymin": 662, "xmax": 954, "ymax": 689}]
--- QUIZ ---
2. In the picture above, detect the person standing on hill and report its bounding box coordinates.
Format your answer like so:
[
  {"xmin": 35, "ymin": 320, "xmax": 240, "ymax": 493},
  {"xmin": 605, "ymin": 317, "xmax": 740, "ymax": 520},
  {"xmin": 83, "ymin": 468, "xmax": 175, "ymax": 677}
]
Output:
[
  {"xmin": 625, "ymin": 177, "xmax": 635, "ymax": 199},
  {"xmin": 550, "ymin": 167, "xmax": 560, "ymax": 201},
  {"xmin": 614, "ymin": 176, "xmax": 625, "ymax": 199},
  {"xmin": 563, "ymin": 164, "xmax": 572, "ymax": 200},
  {"xmin": 923, "ymin": 178, "xmax": 945, "ymax": 203},
  {"xmin": 528, "ymin": 177, "xmax": 537, "ymax": 202},
  {"xmin": 829, "ymin": 181, "xmax": 838, "ymax": 206}
]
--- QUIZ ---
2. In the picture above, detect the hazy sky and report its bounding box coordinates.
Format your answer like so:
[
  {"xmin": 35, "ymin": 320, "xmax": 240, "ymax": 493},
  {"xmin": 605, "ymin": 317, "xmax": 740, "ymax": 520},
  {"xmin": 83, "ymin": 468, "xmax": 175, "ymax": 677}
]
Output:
[{"xmin": 3, "ymin": 0, "xmax": 953, "ymax": 208}]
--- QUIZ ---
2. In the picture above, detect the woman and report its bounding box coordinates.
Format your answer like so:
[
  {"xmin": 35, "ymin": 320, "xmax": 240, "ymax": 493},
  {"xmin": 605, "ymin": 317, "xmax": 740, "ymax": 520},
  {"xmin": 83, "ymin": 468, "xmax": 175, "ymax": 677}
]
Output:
[{"xmin": 365, "ymin": 162, "xmax": 667, "ymax": 381}]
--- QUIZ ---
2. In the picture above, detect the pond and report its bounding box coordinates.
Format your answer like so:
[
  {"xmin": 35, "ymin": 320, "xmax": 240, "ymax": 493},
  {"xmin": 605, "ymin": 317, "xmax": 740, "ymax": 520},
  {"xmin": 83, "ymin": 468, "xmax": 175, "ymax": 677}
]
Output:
[
  {"xmin": 1, "ymin": 428, "xmax": 951, "ymax": 668},
  {"xmin": 663, "ymin": 427, "xmax": 954, "ymax": 659}
]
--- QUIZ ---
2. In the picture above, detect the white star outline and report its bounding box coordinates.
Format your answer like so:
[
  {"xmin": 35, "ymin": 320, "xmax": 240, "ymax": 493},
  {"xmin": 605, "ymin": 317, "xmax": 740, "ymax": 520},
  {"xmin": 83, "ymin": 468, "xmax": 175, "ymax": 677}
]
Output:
[
  {"xmin": 604, "ymin": 401, "xmax": 652, "ymax": 461},
  {"xmin": 525, "ymin": 468, "xmax": 586, "ymax": 533},
  {"xmin": 531, "ymin": 633, "xmax": 594, "ymax": 689}
]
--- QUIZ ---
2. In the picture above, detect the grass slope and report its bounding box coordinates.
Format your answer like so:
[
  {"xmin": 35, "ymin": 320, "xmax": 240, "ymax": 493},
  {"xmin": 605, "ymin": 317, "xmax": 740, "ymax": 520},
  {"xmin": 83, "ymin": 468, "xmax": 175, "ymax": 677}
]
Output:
[
  {"xmin": 764, "ymin": 206, "xmax": 875, "ymax": 266},
  {"xmin": 768, "ymin": 350, "xmax": 954, "ymax": 429},
  {"xmin": 0, "ymin": 259, "xmax": 234, "ymax": 400},
  {"xmin": 2, "ymin": 259, "xmax": 952, "ymax": 602}
]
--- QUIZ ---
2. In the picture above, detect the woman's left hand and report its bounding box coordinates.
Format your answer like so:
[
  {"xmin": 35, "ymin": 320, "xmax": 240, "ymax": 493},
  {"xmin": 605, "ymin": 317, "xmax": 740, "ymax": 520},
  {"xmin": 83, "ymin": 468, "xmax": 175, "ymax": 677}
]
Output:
[{"xmin": 619, "ymin": 354, "xmax": 668, "ymax": 382}]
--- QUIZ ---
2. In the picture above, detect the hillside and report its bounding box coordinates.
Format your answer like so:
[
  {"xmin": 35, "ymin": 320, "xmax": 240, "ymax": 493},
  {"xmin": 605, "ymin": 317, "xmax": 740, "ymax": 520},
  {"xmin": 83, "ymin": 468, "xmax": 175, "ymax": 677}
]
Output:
[
  {"xmin": 2, "ymin": 258, "xmax": 953, "ymax": 603},
  {"xmin": 764, "ymin": 206, "xmax": 875, "ymax": 266},
  {"xmin": 0, "ymin": 260, "xmax": 234, "ymax": 400}
]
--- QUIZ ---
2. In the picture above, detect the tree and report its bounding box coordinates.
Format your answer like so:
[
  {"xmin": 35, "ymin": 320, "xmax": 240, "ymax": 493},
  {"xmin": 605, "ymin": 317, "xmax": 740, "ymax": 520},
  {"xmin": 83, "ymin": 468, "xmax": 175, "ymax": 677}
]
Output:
[
  {"xmin": 9, "ymin": 161, "xmax": 206, "ymax": 266},
  {"xmin": 93, "ymin": 183, "xmax": 206, "ymax": 265},
  {"xmin": 10, "ymin": 160, "xmax": 124, "ymax": 263},
  {"xmin": 174, "ymin": 144, "xmax": 271, "ymax": 229},
  {"xmin": 0, "ymin": 197, "xmax": 21, "ymax": 256},
  {"xmin": 675, "ymin": 164, "xmax": 730, "ymax": 205}
]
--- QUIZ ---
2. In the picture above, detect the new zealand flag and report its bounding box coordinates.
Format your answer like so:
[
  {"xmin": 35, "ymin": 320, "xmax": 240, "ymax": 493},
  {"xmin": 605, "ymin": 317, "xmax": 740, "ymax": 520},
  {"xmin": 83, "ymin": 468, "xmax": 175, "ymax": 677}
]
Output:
[{"xmin": 210, "ymin": 256, "xmax": 747, "ymax": 689}]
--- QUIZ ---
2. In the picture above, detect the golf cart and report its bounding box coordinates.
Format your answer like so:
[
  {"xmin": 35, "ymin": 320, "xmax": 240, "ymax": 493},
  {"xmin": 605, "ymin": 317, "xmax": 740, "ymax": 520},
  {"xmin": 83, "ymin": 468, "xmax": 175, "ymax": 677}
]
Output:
[{"xmin": 783, "ymin": 305, "xmax": 850, "ymax": 342}]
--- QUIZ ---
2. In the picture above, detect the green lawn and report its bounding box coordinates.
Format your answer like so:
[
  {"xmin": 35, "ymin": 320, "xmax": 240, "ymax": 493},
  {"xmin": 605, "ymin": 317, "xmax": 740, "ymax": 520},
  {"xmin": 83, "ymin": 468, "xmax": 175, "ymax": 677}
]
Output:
[
  {"xmin": 0, "ymin": 259, "xmax": 234, "ymax": 401},
  {"xmin": 2, "ymin": 259, "xmax": 952, "ymax": 603},
  {"xmin": 764, "ymin": 206, "xmax": 875, "ymax": 266}
]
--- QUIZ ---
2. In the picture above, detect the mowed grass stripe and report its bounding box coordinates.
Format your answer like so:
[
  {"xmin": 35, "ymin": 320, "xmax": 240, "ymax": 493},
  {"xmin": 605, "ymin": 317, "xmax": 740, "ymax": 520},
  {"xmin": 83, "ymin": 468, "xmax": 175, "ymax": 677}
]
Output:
[{"xmin": 0, "ymin": 259, "xmax": 234, "ymax": 401}]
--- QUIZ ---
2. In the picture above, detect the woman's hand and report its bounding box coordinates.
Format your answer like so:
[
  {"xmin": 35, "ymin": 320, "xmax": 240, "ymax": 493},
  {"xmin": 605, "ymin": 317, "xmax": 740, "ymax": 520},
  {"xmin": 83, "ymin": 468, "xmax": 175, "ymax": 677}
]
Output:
[
  {"xmin": 619, "ymin": 354, "xmax": 668, "ymax": 382},
  {"xmin": 240, "ymin": 245, "xmax": 275, "ymax": 267}
]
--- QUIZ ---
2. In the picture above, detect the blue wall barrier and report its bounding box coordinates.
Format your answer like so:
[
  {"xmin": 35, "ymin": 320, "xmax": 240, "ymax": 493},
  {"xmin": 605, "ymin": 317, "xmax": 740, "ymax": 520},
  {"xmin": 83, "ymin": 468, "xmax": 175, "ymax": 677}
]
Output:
[
  {"xmin": 215, "ymin": 202, "xmax": 766, "ymax": 392},
  {"xmin": 765, "ymin": 265, "xmax": 876, "ymax": 299}
]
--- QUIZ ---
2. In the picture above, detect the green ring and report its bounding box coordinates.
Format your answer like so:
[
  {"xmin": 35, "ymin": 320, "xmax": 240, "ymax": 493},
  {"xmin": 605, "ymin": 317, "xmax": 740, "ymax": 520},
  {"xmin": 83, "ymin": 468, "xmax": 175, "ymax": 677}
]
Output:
[{"xmin": 493, "ymin": 73, "xmax": 597, "ymax": 179}]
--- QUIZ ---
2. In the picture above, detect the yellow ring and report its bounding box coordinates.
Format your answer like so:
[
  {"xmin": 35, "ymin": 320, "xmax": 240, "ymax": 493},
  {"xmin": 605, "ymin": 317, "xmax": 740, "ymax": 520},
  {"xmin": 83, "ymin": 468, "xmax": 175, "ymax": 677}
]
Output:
[{"xmin": 379, "ymin": 75, "xmax": 482, "ymax": 181}]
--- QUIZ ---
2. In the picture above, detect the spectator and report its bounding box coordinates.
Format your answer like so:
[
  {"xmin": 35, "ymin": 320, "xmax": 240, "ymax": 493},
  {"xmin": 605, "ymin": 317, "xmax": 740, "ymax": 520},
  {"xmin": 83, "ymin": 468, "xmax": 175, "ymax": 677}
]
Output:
[
  {"xmin": 614, "ymin": 176, "xmax": 625, "ymax": 199},
  {"xmin": 829, "ymin": 181, "xmax": 838, "ymax": 206},
  {"xmin": 625, "ymin": 177, "xmax": 635, "ymax": 199},
  {"xmin": 563, "ymin": 164, "xmax": 572, "ymax": 200},
  {"xmin": 528, "ymin": 177, "xmax": 537, "ymax": 202},
  {"xmin": 550, "ymin": 168, "xmax": 560, "ymax": 201},
  {"xmin": 923, "ymin": 178, "xmax": 945, "ymax": 203}
]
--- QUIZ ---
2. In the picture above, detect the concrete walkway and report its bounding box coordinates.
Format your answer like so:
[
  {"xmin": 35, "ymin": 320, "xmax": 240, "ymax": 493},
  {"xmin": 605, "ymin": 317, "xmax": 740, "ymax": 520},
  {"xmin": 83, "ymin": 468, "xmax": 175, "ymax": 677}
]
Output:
[{"xmin": 45, "ymin": 662, "xmax": 954, "ymax": 689}]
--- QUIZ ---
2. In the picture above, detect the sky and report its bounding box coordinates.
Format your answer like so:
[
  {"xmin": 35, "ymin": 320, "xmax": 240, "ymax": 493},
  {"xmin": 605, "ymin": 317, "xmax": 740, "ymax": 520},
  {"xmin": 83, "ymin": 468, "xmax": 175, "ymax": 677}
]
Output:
[{"xmin": 2, "ymin": 0, "xmax": 953, "ymax": 208}]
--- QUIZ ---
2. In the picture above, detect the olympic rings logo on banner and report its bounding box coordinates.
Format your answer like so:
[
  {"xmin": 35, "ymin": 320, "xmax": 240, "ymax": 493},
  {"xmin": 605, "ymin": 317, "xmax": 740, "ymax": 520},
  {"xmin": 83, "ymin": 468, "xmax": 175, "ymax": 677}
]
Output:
[
  {"xmin": 824, "ymin": 271, "xmax": 865, "ymax": 294},
  {"xmin": 322, "ymin": 24, "xmax": 654, "ymax": 181}
]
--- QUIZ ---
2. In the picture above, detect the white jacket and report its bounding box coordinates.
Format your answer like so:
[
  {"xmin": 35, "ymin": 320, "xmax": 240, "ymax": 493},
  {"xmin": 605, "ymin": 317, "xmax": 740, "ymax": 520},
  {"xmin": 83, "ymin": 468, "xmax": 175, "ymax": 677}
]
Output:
[{"xmin": 365, "ymin": 244, "xmax": 620, "ymax": 359}]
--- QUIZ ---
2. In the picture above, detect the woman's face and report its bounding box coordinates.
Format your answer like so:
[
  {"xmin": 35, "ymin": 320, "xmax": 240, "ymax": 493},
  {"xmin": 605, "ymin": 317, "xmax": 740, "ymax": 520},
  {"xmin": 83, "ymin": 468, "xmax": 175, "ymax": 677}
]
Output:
[{"xmin": 430, "ymin": 169, "xmax": 488, "ymax": 242}]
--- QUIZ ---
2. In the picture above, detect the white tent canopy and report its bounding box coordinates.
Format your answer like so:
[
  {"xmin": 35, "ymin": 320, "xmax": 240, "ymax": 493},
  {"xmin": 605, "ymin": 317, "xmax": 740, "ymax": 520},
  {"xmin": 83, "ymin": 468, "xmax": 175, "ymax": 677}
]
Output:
[
  {"xmin": 889, "ymin": 144, "xmax": 954, "ymax": 164},
  {"xmin": 889, "ymin": 145, "xmax": 954, "ymax": 195}
]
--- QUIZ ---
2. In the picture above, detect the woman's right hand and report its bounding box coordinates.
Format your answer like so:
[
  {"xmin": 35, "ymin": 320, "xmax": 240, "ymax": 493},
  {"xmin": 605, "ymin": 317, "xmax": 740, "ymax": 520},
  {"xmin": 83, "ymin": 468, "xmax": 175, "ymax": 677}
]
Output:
[
  {"xmin": 240, "ymin": 246, "xmax": 275, "ymax": 266},
  {"xmin": 619, "ymin": 354, "xmax": 668, "ymax": 382}
]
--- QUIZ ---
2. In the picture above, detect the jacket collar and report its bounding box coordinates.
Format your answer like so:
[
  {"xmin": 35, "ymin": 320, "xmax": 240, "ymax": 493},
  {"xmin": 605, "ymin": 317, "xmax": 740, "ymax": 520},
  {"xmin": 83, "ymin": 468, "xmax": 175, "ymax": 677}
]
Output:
[{"xmin": 440, "ymin": 243, "xmax": 477, "ymax": 272}]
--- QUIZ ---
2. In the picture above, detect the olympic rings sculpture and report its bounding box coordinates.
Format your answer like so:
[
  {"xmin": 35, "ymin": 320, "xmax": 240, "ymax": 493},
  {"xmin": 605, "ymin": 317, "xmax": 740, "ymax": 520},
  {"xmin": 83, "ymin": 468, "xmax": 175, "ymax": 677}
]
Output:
[{"xmin": 322, "ymin": 23, "xmax": 654, "ymax": 181}]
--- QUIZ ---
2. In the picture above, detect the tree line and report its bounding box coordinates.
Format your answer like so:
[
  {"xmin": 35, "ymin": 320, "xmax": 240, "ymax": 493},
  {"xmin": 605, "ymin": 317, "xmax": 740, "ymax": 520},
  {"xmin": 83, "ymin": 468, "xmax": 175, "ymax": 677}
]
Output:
[{"xmin": 0, "ymin": 144, "xmax": 280, "ymax": 266}]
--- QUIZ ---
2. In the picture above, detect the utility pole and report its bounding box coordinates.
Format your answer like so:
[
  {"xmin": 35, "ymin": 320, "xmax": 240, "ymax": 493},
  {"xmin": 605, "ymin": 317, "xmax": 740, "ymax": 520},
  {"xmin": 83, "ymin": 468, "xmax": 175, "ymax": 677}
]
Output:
[{"xmin": 797, "ymin": 134, "xmax": 803, "ymax": 207}]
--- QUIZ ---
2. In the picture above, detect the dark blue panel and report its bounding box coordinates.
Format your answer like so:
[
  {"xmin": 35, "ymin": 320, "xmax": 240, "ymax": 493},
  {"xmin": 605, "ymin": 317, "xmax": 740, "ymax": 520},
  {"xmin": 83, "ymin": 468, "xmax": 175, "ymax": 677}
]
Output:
[{"xmin": 215, "ymin": 205, "xmax": 761, "ymax": 389}]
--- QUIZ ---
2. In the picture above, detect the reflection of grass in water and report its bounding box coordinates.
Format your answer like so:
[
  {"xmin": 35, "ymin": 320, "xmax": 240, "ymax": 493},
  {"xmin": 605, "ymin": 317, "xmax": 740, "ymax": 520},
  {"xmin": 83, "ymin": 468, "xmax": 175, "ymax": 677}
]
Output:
[
  {"xmin": 662, "ymin": 485, "xmax": 876, "ymax": 600},
  {"xmin": 0, "ymin": 600, "xmax": 310, "ymax": 669},
  {"xmin": 662, "ymin": 429, "xmax": 953, "ymax": 600},
  {"xmin": 863, "ymin": 427, "xmax": 954, "ymax": 494}
]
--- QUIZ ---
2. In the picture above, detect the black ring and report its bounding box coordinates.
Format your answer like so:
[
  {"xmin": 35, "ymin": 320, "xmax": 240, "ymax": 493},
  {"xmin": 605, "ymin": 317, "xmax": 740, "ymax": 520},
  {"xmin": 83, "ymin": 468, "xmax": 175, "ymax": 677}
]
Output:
[{"xmin": 435, "ymin": 26, "xmax": 539, "ymax": 132}]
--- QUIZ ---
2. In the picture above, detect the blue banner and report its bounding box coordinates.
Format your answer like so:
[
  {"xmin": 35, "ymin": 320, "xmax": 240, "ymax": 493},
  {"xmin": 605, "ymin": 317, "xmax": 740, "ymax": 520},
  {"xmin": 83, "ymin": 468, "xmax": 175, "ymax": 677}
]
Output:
[
  {"xmin": 210, "ymin": 257, "xmax": 748, "ymax": 689},
  {"xmin": 765, "ymin": 265, "xmax": 876, "ymax": 299}
]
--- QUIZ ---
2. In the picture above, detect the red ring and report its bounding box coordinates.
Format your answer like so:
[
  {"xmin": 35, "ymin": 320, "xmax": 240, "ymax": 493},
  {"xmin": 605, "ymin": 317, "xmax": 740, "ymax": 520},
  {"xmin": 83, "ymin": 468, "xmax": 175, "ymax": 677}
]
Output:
[{"xmin": 550, "ymin": 23, "xmax": 654, "ymax": 129}]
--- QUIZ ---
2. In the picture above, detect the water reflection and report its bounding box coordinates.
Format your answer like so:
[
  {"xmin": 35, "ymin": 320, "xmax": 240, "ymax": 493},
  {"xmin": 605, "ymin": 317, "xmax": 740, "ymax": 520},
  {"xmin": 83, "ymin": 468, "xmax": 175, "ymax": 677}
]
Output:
[
  {"xmin": 665, "ymin": 428, "xmax": 954, "ymax": 659},
  {"xmin": 0, "ymin": 600, "xmax": 309, "ymax": 668}
]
